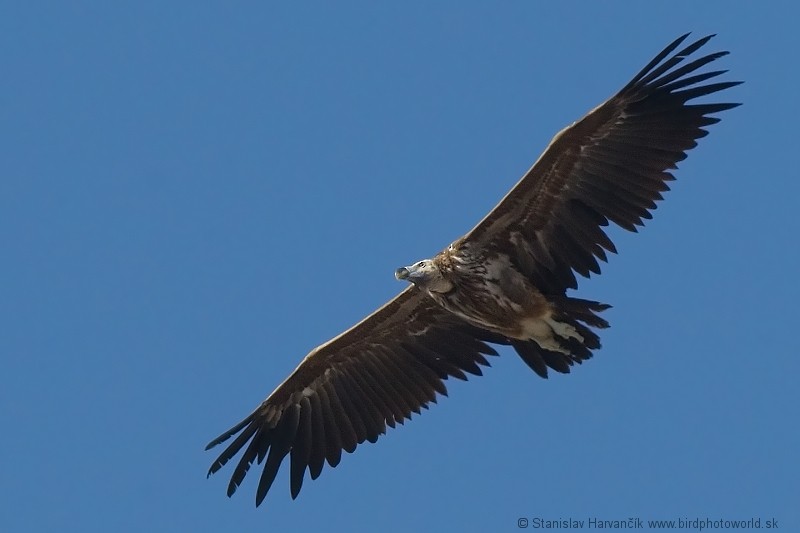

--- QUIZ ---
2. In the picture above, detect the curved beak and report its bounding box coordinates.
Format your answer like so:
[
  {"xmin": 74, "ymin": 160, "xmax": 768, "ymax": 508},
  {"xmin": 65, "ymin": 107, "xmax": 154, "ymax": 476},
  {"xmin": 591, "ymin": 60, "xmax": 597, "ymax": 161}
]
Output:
[{"xmin": 395, "ymin": 267, "xmax": 410, "ymax": 280}]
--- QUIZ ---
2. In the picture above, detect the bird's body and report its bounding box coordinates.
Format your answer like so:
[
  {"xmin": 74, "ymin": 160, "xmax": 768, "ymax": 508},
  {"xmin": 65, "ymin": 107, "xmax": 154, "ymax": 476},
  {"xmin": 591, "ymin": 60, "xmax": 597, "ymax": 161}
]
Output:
[
  {"xmin": 206, "ymin": 33, "xmax": 740, "ymax": 506},
  {"xmin": 418, "ymin": 241, "xmax": 580, "ymax": 352}
]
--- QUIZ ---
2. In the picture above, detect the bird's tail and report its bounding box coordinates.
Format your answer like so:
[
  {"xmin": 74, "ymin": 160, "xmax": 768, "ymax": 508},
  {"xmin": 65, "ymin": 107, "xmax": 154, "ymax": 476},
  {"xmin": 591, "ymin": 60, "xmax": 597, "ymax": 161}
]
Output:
[{"xmin": 511, "ymin": 296, "xmax": 610, "ymax": 378}]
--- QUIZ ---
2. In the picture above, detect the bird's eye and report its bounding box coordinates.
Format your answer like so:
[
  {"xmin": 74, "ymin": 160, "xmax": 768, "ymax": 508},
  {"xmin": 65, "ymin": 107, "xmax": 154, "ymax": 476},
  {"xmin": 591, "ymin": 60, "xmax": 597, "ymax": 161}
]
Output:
[{"xmin": 417, "ymin": 261, "xmax": 425, "ymax": 267}]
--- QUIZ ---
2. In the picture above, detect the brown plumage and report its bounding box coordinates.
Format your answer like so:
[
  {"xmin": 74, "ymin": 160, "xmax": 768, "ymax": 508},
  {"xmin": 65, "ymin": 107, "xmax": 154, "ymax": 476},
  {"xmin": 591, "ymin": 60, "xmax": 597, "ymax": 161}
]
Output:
[{"xmin": 206, "ymin": 33, "xmax": 740, "ymax": 506}]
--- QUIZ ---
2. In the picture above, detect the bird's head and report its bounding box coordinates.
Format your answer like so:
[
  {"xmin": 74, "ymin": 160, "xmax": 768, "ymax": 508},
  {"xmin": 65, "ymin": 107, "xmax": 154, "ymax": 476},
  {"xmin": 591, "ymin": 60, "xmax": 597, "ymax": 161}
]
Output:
[{"xmin": 395, "ymin": 258, "xmax": 454, "ymax": 294}]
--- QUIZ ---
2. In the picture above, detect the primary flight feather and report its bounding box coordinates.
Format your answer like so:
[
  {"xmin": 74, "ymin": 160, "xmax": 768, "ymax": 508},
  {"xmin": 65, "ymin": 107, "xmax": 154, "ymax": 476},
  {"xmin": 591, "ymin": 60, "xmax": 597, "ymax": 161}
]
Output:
[{"xmin": 206, "ymin": 33, "xmax": 740, "ymax": 506}]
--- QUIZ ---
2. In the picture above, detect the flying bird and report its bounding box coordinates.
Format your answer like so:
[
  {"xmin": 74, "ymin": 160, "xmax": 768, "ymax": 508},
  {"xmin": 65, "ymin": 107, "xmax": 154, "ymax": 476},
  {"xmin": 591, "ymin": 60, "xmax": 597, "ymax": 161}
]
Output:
[{"xmin": 206, "ymin": 33, "xmax": 740, "ymax": 506}]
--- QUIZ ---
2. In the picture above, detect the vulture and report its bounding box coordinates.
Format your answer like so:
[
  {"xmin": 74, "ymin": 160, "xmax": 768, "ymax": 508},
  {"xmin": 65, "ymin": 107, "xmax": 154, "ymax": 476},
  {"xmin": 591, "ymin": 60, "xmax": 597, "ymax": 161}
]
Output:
[{"xmin": 206, "ymin": 33, "xmax": 740, "ymax": 506}]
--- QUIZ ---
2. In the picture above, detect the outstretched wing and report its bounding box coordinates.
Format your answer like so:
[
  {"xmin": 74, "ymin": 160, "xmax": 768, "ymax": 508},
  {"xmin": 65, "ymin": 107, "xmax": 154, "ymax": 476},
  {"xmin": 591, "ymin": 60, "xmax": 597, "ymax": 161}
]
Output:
[
  {"xmin": 205, "ymin": 286, "xmax": 505, "ymax": 505},
  {"xmin": 464, "ymin": 33, "xmax": 741, "ymax": 294}
]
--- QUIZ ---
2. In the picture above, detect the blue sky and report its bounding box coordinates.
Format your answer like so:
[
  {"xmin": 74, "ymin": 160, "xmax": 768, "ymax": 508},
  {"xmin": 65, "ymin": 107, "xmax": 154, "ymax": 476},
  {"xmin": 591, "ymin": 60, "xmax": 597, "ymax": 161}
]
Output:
[{"xmin": 2, "ymin": 3, "xmax": 797, "ymax": 532}]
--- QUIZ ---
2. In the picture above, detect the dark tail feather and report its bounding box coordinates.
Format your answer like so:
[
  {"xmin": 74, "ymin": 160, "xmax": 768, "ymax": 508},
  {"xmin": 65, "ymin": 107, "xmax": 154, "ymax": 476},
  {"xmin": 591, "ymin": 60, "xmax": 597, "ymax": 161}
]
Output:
[
  {"xmin": 511, "ymin": 339, "xmax": 550, "ymax": 378},
  {"xmin": 552, "ymin": 296, "xmax": 611, "ymax": 330},
  {"xmin": 512, "ymin": 297, "xmax": 611, "ymax": 378}
]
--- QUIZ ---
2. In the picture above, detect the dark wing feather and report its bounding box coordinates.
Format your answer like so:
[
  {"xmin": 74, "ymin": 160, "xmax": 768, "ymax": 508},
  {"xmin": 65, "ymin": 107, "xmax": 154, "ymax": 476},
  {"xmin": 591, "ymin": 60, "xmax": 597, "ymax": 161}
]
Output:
[
  {"xmin": 464, "ymin": 33, "xmax": 741, "ymax": 294},
  {"xmin": 205, "ymin": 287, "xmax": 505, "ymax": 506}
]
